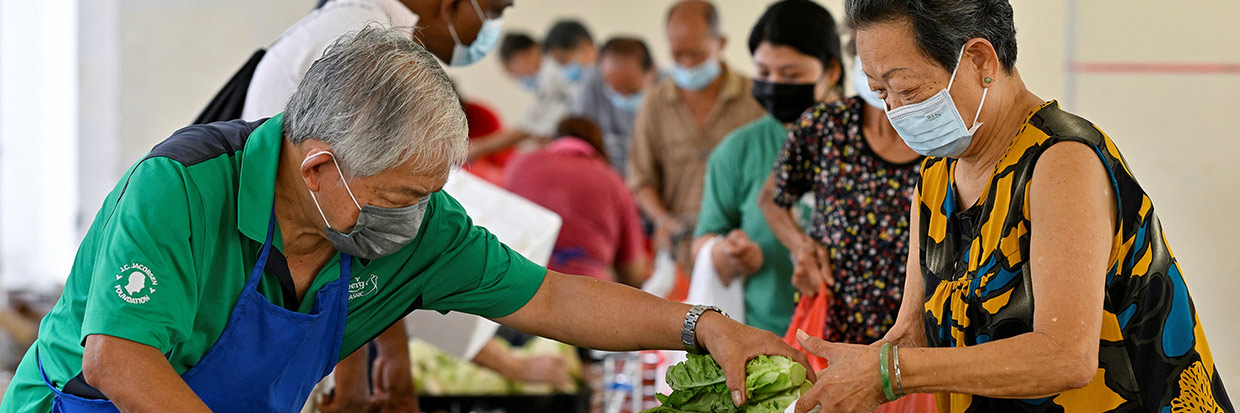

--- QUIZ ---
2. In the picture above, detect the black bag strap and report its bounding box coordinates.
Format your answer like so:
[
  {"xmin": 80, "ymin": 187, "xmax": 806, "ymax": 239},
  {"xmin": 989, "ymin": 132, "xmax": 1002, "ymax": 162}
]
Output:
[{"xmin": 192, "ymin": 49, "xmax": 266, "ymax": 125}]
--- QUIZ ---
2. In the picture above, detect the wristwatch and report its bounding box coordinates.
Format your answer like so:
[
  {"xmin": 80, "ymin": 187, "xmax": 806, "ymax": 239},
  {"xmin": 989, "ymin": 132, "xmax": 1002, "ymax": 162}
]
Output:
[{"xmin": 681, "ymin": 305, "xmax": 729, "ymax": 354}]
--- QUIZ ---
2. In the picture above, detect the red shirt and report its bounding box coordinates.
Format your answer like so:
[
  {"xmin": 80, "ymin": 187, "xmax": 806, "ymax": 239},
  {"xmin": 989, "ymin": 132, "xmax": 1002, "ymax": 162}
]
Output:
[
  {"xmin": 504, "ymin": 138, "xmax": 647, "ymax": 282},
  {"xmin": 462, "ymin": 101, "xmax": 514, "ymax": 186}
]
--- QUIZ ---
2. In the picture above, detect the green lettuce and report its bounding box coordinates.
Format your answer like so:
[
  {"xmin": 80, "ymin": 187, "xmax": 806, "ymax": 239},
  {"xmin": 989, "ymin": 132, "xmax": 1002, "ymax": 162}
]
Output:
[{"xmin": 644, "ymin": 354, "xmax": 809, "ymax": 413}]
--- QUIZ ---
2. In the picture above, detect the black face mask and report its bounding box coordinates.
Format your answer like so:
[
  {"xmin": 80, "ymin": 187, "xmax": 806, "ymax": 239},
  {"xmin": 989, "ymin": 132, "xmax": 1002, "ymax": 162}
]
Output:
[{"xmin": 751, "ymin": 79, "xmax": 817, "ymax": 124}]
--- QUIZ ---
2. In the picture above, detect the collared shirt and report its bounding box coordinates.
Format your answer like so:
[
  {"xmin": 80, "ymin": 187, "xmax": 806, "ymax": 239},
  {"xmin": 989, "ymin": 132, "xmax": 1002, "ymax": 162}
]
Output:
[
  {"xmin": 626, "ymin": 63, "xmax": 765, "ymax": 223},
  {"xmin": 2, "ymin": 115, "xmax": 546, "ymax": 411},
  {"xmin": 570, "ymin": 70, "xmax": 638, "ymax": 175},
  {"xmin": 503, "ymin": 138, "xmax": 647, "ymax": 283},
  {"xmin": 242, "ymin": 0, "xmax": 419, "ymax": 120}
]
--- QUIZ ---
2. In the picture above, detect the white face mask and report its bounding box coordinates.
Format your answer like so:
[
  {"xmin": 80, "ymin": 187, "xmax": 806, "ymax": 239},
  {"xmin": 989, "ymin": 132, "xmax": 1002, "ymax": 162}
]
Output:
[
  {"xmin": 884, "ymin": 45, "xmax": 989, "ymax": 158},
  {"xmin": 445, "ymin": 0, "xmax": 503, "ymax": 67}
]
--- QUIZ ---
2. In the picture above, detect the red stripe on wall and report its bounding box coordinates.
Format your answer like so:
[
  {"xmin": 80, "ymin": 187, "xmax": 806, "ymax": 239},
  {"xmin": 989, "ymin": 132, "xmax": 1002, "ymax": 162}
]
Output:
[{"xmin": 1070, "ymin": 62, "xmax": 1240, "ymax": 74}]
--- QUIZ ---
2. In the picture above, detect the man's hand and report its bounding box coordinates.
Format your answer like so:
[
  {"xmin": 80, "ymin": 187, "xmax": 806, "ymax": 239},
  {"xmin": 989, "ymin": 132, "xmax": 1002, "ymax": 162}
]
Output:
[
  {"xmin": 368, "ymin": 323, "xmax": 418, "ymax": 413},
  {"xmin": 694, "ymin": 312, "xmax": 817, "ymax": 406},
  {"xmin": 319, "ymin": 349, "xmax": 374, "ymax": 413},
  {"xmin": 710, "ymin": 230, "xmax": 765, "ymax": 285},
  {"xmin": 653, "ymin": 216, "xmax": 689, "ymax": 251},
  {"xmin": 370, "ymin": 352, "xmax": 419, "ymax": 413},
  {"xmin": 791, "ymin": 239, "xmax": 834, "ymax": 297},
  {"xmin": 513, "ymin": 354, "xmax": 573, "ymax": 390}
]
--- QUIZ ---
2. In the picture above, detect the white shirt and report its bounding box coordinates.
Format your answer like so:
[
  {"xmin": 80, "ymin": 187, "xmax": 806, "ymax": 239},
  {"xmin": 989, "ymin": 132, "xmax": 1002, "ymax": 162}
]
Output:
[
  {"xmin": 518, "ymin": 56, "xmax": 586, "ymax": 137},
  {"xmin": 243, "ymin": 0, "xmax": 419, "ymax": 120}
]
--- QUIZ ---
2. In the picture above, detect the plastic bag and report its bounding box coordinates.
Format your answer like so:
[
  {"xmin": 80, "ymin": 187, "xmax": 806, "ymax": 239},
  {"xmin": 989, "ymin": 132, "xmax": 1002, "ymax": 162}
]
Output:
[
  {"xmin": 684, "ymin": 237, "xmax": 746, "ymax": 323},
  {"xmin": 782, "ymin": 285, "xmax": 831, "ymax": 372},
  {"xmin": 641, "ymin": 249, "xmax": 678, "ymax": 298},
  {"xmin": 781, "ymin": 285, "xmax": 938, "ymax": 413}
]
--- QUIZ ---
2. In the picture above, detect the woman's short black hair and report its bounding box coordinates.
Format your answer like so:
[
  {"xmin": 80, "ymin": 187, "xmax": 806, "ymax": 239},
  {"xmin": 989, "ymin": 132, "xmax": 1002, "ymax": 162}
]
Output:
[
  {"xmin": 748, "ymin": 0, "xmax": 844, "ymax": 84},
  {"xmin": 499, "ymin": 33, "xmax": 538, "ymax": 63},
  {"xmin": 845, "ymin": 0, "xmax": 1017, "ymax": 74},
  {"xmin": 544, "ymin": 20, "xmax": 594, "ymax": 53}
]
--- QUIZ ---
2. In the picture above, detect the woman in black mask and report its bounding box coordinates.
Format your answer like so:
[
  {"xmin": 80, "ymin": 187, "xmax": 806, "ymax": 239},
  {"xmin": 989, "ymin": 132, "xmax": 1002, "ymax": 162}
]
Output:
[
  {"xmin": 691, "ymin": 0, "xmax": 849, "ymax": 336},
  {"xmin": 757, "ymin": 11, "xmax": 924, "ymax": 354}
]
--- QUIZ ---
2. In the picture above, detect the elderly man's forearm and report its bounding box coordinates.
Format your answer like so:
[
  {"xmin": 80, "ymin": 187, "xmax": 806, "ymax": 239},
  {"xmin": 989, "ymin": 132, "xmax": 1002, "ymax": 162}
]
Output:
[
  {"xmin": 495, "ymin": 271, "xmax": 691, "ymax": 351},
  {"xmin": 82, "ymin": 334, "xmax": 212, "ymax": 412}
]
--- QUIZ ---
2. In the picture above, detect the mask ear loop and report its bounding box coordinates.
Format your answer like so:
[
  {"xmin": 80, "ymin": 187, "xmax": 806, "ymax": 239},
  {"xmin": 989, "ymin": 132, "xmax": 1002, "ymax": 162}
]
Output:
[
  {"xmin": 446, "ymin": 0, "xmax": 488, "ymax": 47},
  {"xmin": 947, "ymin": 44, "xmax": 989, "ymax": 133},
  {"xmin": 469, "ymin": 0, "xmax": 488, "ymax": 22},
  {"xmin": 302, "ymin": 151, "xmax": 362, "ymax": 228}
]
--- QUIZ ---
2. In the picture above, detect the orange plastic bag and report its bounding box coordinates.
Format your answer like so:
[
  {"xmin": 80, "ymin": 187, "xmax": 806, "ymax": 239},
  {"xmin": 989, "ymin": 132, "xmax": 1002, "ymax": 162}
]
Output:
[
  {"xmin": 782, "ymin": 287, "xmax": 938, "ymax": 413},
  {"xmin": 782, "ymin": 285, "xmax": 831, "ymax": 372}
]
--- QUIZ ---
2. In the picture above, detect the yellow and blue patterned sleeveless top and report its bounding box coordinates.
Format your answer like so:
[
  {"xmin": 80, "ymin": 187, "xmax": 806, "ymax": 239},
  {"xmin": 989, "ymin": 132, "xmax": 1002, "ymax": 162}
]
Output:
[{"xmin": 917, "ymin": 101, "xmax": 1230, "ymax": 412}]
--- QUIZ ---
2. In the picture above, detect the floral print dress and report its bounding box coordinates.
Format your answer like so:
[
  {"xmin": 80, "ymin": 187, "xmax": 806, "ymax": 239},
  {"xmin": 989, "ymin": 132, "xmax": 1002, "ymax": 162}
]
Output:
[{"xmin": 771, "ymin": 97, "xmax": 921, "ymax": 344}]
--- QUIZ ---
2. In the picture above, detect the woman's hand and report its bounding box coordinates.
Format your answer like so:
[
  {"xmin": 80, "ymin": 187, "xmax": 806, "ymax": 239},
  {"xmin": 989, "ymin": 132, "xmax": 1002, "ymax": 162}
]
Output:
[
  {"xmin": 696, "ymin": 312, "xmax": 817, "ymax": 406},
  {"xmin": 791, "ymin": 239, "xmax": 834, "ymax": 297},
  {"xmin": 793, "ymin": 331, "xmax": 885, "ymax": 413}
]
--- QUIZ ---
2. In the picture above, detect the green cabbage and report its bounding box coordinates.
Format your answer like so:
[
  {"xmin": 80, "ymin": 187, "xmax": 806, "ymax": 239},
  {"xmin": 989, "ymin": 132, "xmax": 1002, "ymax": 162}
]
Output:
[{"xmin": 644, "ymin": 354, "xmax": 809, "ymax": 413}]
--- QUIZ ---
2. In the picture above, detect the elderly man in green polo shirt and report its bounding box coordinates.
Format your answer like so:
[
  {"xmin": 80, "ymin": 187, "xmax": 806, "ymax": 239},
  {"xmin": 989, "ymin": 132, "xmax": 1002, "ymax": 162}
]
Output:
[{"xmin": 0, "ymin": 26, "xmax": 810, "ymax": 413}]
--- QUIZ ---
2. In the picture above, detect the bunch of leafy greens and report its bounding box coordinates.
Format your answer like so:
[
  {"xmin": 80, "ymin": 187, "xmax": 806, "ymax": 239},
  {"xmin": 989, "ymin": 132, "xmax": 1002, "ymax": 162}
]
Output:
[{"xmin": 644, "ymin": 354, "xmax": 809, "ymax": 412}]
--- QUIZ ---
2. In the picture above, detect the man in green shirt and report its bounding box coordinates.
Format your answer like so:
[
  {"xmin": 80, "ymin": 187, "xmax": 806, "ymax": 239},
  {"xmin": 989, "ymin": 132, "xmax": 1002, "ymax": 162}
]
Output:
[
  {"xmin": 0, "ymin": 27, "xmax": 808, "ymax": 412},
  {"xmin": 695, "ymin": 115, "xmax": 798, "ymax": 335}
]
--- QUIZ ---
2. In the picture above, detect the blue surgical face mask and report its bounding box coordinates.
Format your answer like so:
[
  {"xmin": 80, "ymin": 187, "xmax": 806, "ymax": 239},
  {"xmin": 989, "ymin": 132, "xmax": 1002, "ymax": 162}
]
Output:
[
  {"xmin": 604, "ymin": 86, "xmax": 644, "ymax": 112},
  {"xmin": 517, "ymin": 75, "xmax": 538, "ymax": 92},
  {"xmin": 445, "ymin": 0, "xmax": 503, "ymax": 67},
  {"xmin": 852, "ymin": 55, "xmax": 885, "ymax": 110},
  {"xmin": 563, "ymin": 62, "xmax": 585, "ymax": 83},
  {"xmin": 885, "ymin": 45, "xmax": 989, "ymax": 158},
  {"xmin": 303, "ymin": 151, "xmax": 428, "ymax": 259},
  {"xmin": 670, "ymin": 58, "xmax": 721, "ymax": 91}
]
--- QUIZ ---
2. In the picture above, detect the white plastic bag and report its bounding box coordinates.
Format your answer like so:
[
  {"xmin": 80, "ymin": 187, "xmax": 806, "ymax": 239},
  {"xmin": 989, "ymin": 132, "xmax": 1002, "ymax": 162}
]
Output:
[
  {"xmin": 684, "ymin": 237, "xmax": 746, "ymax": 324},
  {"xmin": 641, "ymin": 248, "xmax": 677, "ymax": 298}
]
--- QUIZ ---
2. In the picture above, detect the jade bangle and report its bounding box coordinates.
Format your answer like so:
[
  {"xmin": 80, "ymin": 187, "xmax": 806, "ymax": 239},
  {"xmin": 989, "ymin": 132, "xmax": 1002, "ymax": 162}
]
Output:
[{"xmin": 880, "ymin": 342, "xmax": 897, "ymax": 401}]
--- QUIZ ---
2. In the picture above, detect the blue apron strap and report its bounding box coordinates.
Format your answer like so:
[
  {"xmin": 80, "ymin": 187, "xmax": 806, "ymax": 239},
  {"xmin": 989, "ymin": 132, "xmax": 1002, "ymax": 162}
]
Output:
[
  {"xmin": 245, "ymin": 212, "xmax": 279, "ymax": 290},
  {"xmin": 35, "ymin": 348, "xmax": 56, "ymax": 391}
]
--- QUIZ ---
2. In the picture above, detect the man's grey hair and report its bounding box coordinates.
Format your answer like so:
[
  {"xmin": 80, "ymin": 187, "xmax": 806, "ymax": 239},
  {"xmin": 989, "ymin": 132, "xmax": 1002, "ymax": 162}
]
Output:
[
  {"xmin": 284, "ymin": 24, "xmax": 468, "ymax": 178},
  {"xmin": 666, "ymin": 0, "xmax": 721, "ymax": 37}
]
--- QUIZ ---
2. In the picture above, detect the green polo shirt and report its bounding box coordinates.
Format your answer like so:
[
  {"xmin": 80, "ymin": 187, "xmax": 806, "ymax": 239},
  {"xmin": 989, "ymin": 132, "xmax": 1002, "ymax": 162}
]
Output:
[
  {"xmin": 1, "ymin": 115, "xmax": 546, "ymax": 412},
  {"xmin": 694, "ymin": 115, "xmax": 796, "ymax": 335}
]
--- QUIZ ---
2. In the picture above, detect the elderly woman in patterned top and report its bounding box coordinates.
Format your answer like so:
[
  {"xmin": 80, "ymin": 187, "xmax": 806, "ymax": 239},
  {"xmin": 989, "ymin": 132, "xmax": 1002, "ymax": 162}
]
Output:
[{"xmin": 791, "ymin": 1, "xmax": 1232, "ymax": 412}]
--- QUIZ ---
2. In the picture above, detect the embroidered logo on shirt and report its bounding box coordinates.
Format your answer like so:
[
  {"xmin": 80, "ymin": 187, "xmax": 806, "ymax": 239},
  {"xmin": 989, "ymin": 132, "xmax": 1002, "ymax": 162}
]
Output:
[
  {"xmin": 114, "ymin": 262, "xmax": 158, "ymax": 304},
  {"xmin": 348, "ymin": 274, "xmax": 379, "ymax": 300}
]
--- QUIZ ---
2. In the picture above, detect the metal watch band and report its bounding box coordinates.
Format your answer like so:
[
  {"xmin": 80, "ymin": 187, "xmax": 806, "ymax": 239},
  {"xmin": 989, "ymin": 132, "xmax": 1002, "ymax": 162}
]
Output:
[{"xmin": 681, "ymin": 305, "xmax": 729, "ymax": 354}]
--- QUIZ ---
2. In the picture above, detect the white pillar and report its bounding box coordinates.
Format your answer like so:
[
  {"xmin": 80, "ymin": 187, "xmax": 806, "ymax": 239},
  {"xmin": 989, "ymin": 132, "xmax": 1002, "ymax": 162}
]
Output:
[
  {"xmin": 0, "ymin": 0, "xmax": 81, "ymax": 292},
  {"xmin": 77, "ymin": 0, "xmax": 123, "ymax": 236}
]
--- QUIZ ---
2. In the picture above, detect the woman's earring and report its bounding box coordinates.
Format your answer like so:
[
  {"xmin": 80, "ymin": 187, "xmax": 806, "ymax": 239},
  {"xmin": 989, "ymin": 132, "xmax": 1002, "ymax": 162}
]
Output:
[{"xmin": 984, "ymin": 77, "xmax": 993, "ymax": 84}]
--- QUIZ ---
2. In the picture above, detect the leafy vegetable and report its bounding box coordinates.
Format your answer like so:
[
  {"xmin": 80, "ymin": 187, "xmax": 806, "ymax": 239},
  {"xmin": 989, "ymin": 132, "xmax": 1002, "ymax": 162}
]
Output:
[
  {"xmin": 644, "ymin": 354, "xmax": 808, "ymax": 413},
  {"xmin": 407, "ymin": 337, "xmax": 581, "ymax": 396}
]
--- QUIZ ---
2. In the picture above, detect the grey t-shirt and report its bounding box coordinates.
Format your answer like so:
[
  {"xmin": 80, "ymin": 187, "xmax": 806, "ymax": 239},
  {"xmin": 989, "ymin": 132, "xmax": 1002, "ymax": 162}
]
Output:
[{"xmin": 570, "ymin": 70, "xmax": 638, "ymax": 175}]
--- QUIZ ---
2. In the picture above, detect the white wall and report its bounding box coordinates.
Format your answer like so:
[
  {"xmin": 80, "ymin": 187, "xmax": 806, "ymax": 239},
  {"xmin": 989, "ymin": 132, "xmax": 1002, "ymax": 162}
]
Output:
[{"xmin": 0, "ymin": 0, "xmax": 81, "ymax": 292}]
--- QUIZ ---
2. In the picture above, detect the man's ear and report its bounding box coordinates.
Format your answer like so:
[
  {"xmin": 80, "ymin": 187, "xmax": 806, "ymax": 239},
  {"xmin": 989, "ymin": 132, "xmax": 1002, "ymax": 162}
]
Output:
[{"xmin": 299, "ymin": 142, "xmax": 334, "ymax": 192}]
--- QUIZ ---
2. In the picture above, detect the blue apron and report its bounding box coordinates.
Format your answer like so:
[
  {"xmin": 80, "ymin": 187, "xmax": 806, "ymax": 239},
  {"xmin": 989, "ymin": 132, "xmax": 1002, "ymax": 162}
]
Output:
[{"xmin": 39, "ymin": 214, "xmax": 352, "ymax": 412}]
